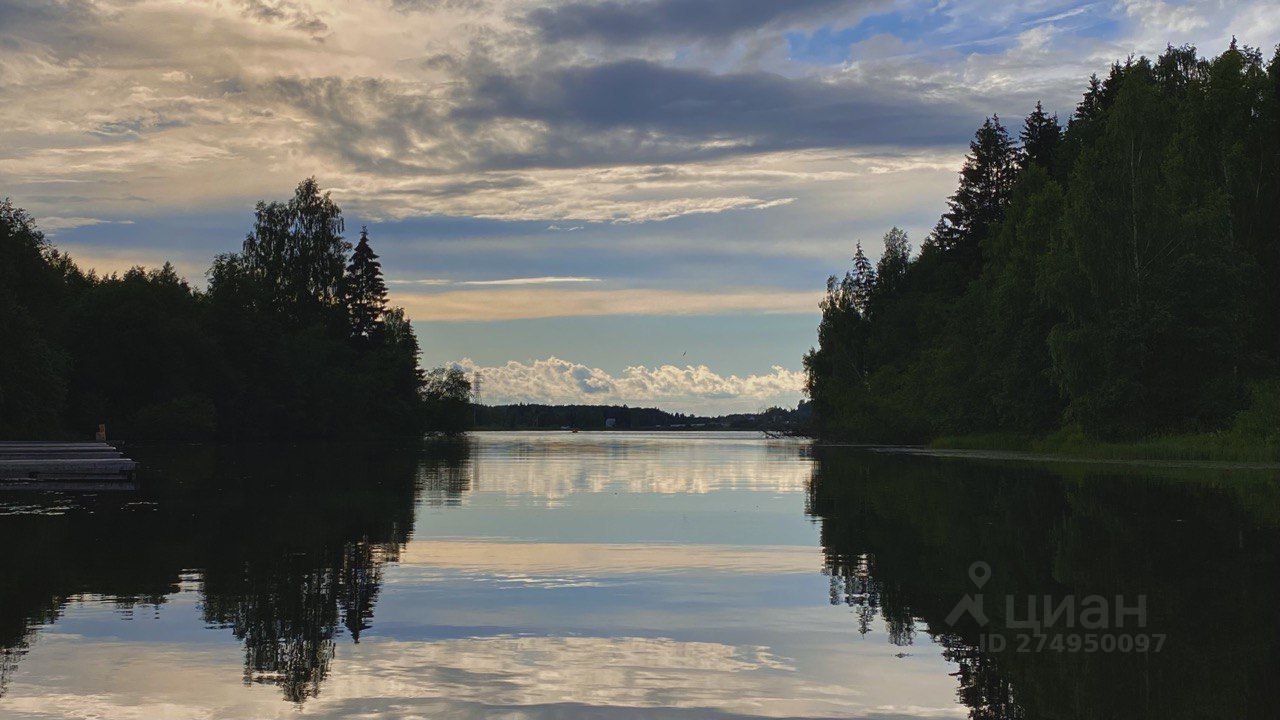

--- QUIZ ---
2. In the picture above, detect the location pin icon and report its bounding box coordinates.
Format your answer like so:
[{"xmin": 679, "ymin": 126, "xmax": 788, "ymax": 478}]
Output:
[{"xmin": 969, "ymin": 561, "xmax": 991, "ymax": 589}]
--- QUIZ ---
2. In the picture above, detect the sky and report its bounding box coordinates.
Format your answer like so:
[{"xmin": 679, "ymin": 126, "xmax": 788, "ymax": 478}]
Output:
[{"xmin": 2, "ymin": 0, "xmax": 1276, "ymax": 414}]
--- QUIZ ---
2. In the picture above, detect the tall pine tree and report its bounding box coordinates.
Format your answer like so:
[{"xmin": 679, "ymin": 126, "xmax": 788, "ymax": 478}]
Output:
[{"xmin": 343, "ymin": 226, "xmax": 388, "ymax": 340}]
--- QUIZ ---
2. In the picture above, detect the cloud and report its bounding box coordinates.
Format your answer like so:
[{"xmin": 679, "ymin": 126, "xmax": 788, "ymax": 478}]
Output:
[
  {"xmin": 396, "ymin": 286, "xmax": 819, "ymax": 321},
  {"xmin": 527, "ymin": 0, "xmax": 865, "ymax": 46},
  {"xmin": 454, "ymin": 59, "xmax": 972, "ymax": 167},
  {"xmin": 51, "ymin": 243, "xmax": 204, "ymax": 280},
  {"xmin": 36, "ymin": 216, "xmax": 134, "ymax": 233},
  {"xmin": 10, "ymin": 632, "xmax": 964, "ymax": 719},
  {"xmin": 0, "ymin": 0, "xmax": 978, "ymax": 226},
  {"xmin": 6, "ymin": 0, "xmax": 1264, "ymax": 232},
  {"xmin": 412, "ymin": 457, "xmax": 813, "ymax": 496},
  {"xmin": 456, "ymin": 276, "xmax": 602, "ymax": 285},
  {"xmin": 387, "ymin": 276, "xmax": 605, "ymax": 287},
  {"xmin": 238, "ymin": 0, "xmax": 330, "ymax": 37},
  {"xmin": 0, "ymin": 4, "xmax": 1268, "ymax": 429},
  {"xmin": 452, "ymin": 356, "xmax": 804, "ymax": 409}
]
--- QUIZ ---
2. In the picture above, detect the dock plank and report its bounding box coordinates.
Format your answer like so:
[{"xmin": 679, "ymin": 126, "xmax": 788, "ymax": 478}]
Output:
[{"xmin": 0, "ymin": 442, "xmax": 137, "ymax": 483}]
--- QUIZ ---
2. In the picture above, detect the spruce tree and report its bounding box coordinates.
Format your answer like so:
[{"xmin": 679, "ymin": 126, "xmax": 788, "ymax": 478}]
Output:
[
  {"xmin": 1019, "ymin": 102, "xmax": 1062, "ymax": 173},
  {"xmin": 343, "ymin": 226, "xmax": 388, "ymax": 340},
  {"xmin": 1072, "ymin": 74, "xmax": 1106, "ymax": 128},
  {"xmin": 851, "ymin": 242, "xmax": 876, "ymax": 316},
  {"xmin": 927, "ymin": 116, "xmax": 1019, "ymax": 275}
]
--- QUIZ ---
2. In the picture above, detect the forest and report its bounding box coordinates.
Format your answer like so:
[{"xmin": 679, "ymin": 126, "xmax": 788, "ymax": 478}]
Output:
[
  {"xmin": 805, "ymin": 42, "xmax": 1280, "ymax": 449},
  {"xmin": 474, "ymin": 403, "xmax": 808, "ymax": 431},
  {"xmin": 0, "ymin": 179, "xmax": 471, "ymax": 440}
]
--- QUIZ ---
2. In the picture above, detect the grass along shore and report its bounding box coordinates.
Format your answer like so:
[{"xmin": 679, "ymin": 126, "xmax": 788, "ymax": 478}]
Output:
[
  {"xmin": 930, "ymin": 381, "xmax": 1279, "ymax": 463},
  {"xmin": 932, "ymin": 427, "xmax": 1278, "ymax": 464}
]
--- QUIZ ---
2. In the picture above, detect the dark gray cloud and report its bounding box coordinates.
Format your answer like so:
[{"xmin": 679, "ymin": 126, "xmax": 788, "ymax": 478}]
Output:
[
  {"xmin": 0, "ymin": 0, "xmax": 1005, "ymax": 228},
  {"xmin": 452, "ymin": 59, "xmax": 971, "ymax": 168},
  {"xmin": 0, "ymin": 0, "xmax": 94, "ymax": 27},
  {"xmin": 527, "ymin": 0, "xmax": 863, "ymax": 45},
  {"xmin": 265, "ymin": 58, "xmax": 971, "ymax": 176},
  {"xmin": 0, "ymin": 0, "xmax": 98, "ymax": 51},
  {"xmin": 239, "ymin": 0, "xmax": 329, "ymax": 37}
]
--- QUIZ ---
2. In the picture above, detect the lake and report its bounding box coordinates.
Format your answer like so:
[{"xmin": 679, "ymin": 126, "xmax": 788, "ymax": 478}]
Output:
[{"xmin": 1, "ymin": 432, "xmax": 1277, "ymax": 718}]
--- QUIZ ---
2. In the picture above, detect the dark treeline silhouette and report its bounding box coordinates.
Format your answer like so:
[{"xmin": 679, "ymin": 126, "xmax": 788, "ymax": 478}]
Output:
[
  {"xmin": 806, "ymin": 447, "xmax": 1280, "ymax": 718},
  {"xmin": 475, "ymin": 402, "xmax": 809, "ymax": 431},
  {"xmin": 0, "ymin": 441, "xmax": 473, "ymax": 702},
  {"xmin": 0, "ymin": 179, "xmax": 471, "ymax": 440},
  {"xmin": 806, "ymin": 43, "xmax": 1280, "ymax": 443}
]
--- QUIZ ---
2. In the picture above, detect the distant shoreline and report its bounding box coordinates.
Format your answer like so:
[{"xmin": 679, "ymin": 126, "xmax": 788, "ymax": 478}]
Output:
[{"xmin": 468, "ymin": 427, "xmax": 781, "ymax": 433}]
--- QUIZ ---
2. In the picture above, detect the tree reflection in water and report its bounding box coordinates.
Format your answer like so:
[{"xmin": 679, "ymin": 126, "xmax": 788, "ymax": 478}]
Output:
[
  {"xmin": 0, "ymin": 440, "xmax": 471, "ymax": 703},
  {"xmin": 5, "ymin": 439, "xmax": 1278, "ymax": 716},
  {"xmin": 806, "ymin": 448, "xmax": 1280, "ymax": 719}
]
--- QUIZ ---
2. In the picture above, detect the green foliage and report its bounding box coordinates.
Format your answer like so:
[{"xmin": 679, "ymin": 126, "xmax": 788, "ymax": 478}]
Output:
[
  {"xmin": 977, "ymin": 164, "xmax": 1065, "ymax": 431},
  {"xmin": 0, "ymin": 180, "xmax": 462, "ymax": 440},
  {"xmin": 0, "ymin": 200, "xmax": 71, "ymax": 438},
  {"xmin": 471, "ymin": 403, "xmax": 802, "ymax": 430},
  {"xmin": 344, "ymin": 226, "xmax": 388, "ymax": 341},
  {"xmin": 421, "ymin": 367, "xmax": 473, "ymax": 435},
  {"xmin": 925, "ymin": 115, "xmax": 1020, "ymax": 281},
  {"xmin": 130, "ymin": 395, "xmax": 218, "ymax": 441},
  {"xmin": 203, "ymin": 180, "xmax": 441, "ymax": 439},
  {"xmin": 64, "ymin": 264, "xmax": 219, "ymax": 438},
  {"xmin": 1018, "ymin": 101, "xmax": 1062, "ymax": 175},
  {"xmin": 873, "ymin": 227, "xmax": 910, "ymax": 296},
  {"xmin": 803, "ymin": 252, "xmax": 871, "ymax": 437},
  {"xmin": 1230, "ymin": 380, "xmax": 1280, "ymax": 444},
  {"xmin": 212, "ymin": 177, "xmax": 348, "ymax": 319},
  {"xmin": 807, "ymin": 43, "xmax": 1280, "ymax": 447}
]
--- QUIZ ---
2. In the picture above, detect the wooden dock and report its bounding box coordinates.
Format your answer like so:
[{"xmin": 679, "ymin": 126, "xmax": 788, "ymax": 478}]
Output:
[{"xmin": 0, "ymin": 442, "xmax": 138, "ymax": 487}]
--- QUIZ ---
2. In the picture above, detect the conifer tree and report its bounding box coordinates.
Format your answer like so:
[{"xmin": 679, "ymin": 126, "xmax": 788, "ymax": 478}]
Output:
[
  {"xmin": 1019, "ymin": 102, "xmax": 1062, "ymax": 173},
  {"xmin": 343, "ymin": 226, "xmax": 388, "ymax": 340},
  {"xmin": 851, "ymin": 242, "xmax": 876, "ymax": 316},
  {"xmin": 1072, "ymin": 74, "xmax": 1106, "ymax": 128},
  {"xmin": 798, "ymin": 43, "xmax": 1279, "ymax": 442},
  {"xmin": 926, "ymin": 116, "xmax": 1019, "ymax": 275}
]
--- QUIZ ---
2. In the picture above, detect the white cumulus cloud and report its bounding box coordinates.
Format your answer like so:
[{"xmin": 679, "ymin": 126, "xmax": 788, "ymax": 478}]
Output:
[{"xmin": 454, "ymin": 357, "xmax": 805, "ymax": 414}]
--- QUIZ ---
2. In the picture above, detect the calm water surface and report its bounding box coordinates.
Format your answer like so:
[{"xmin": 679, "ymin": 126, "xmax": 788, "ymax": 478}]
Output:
[{"xmin": 1, "ymin": 432, "xmax": 1277, "ymax": 718}]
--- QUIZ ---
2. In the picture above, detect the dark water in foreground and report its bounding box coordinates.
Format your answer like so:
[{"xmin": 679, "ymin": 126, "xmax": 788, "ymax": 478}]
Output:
[{"xmin": 1, "ymin": 432, "xmax": 1277, "ymax": 719}]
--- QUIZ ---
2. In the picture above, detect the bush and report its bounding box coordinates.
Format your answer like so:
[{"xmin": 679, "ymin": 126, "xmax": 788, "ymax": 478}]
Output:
[
  {"xmin": 129, "ymin": 395, "xmax": 217, "ymax": 441},
  {"xmin": 1231, "ymin": 380, "xmax": 1280, "ymax": 442}
]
